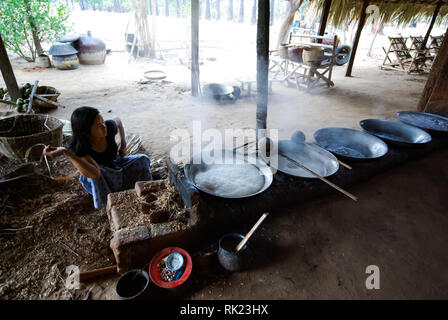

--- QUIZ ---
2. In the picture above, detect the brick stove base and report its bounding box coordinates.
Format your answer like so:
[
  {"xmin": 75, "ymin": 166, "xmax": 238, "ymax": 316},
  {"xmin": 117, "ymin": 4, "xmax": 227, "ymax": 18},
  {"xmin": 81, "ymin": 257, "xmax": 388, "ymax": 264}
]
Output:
[{"xmin": 106, "ymin": 180, "xmax": 201, "ymax": 273}]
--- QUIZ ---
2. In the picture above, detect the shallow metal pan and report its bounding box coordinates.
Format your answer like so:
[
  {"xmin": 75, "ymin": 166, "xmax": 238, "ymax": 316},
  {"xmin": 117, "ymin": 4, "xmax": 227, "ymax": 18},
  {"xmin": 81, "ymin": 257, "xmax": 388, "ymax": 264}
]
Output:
[
  {"xmin": 397, "ymin": 111, "xmax": 448, "ymax": 133},
  {"xmin": 360, "ymin": 119, "xmax": 432, "ymax": 146},
  {"xmin": 314, "ymin": 127, "xmax": 388, "ymax": 160},
  {"xmin": 184, "ymin": 149, "xmax": 273, "ymax": 199},
  {"xmin": 273, "ymin": 140, "xmax": 339, "ymax": 179}
]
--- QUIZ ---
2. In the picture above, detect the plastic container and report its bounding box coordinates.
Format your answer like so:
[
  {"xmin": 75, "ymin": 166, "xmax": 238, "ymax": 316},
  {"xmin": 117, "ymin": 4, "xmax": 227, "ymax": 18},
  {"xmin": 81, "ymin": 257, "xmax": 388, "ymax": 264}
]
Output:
[{"xmin": 149, "ymin": 247, "xmax": 193, "ymax": 293}]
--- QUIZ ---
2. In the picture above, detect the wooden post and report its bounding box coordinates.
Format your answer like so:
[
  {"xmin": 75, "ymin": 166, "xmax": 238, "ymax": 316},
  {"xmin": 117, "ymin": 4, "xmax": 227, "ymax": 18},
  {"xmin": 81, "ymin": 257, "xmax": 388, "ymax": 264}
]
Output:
[
  {"xmin": 421, "ymin": 0, "xmax": 442, "ymax": 51},
  {"xmin": 345, "ymin": 0, "xmax": 369, "ymax": 77},
  {"xmin": 318, "ymin": 0, "xmax": 332, "ymax": 43},
  {"xmin": 256, "ymin": 0, "xmax": 270, "ymax": 143},
  {"xmin": 0, "ymin": 34, "xmax": 20, "ymax": 102},
  {"xmin": 191, "ymin": 0, "xmax": 200, "ymax": 96},
  {"xmin": 418, "ymin": 26, "xmax": 448, "ymax": 115}
]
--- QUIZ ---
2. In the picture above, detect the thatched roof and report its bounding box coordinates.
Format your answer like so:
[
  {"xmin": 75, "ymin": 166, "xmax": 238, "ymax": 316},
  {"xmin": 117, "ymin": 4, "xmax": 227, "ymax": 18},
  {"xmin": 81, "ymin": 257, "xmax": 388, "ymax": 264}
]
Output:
[{"xmin": 308, "ymin": 0, "xmax": 448, "ymax": 28}]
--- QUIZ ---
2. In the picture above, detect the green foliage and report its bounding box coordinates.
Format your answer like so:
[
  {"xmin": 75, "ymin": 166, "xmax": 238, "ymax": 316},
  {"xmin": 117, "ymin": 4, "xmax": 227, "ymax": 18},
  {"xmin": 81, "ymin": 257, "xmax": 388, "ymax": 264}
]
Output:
[{"xmin": 0, "ymin": 0, "xmax": 72, "ymax": 62}]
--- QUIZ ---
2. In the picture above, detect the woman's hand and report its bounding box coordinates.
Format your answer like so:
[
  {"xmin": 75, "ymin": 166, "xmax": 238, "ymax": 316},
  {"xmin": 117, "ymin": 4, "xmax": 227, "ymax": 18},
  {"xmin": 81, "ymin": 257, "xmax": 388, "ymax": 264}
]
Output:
[{"xmin": 43, "ymin": 145, "xmax": 66, "ymax": 158}]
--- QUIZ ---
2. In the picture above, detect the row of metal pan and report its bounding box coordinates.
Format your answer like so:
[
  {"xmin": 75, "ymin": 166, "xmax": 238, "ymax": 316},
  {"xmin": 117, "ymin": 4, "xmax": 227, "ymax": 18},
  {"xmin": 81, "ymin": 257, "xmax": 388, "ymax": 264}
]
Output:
[{"xmin": 184, "ymin": 111, "xmax": 448, "ymax": 198}]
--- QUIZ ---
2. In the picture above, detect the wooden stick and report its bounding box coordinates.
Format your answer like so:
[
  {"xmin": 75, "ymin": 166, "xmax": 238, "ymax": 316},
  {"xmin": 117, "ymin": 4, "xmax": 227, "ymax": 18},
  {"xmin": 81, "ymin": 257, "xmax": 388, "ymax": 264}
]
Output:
[
  {"xmin": 236, "ymin": 212, "xmax": 270, "ymax": 252},
  {"xmin": 327, "ymin": 155, "xmax": 352, "ymax": 170},
  {"xmin": 27, "ymin": 80, "xmax": 39, "ymax": 113},
  {"xmin": 57, "ymin": 239, "xmax": 80, "ymax": 257},
  {"xmin": 280, "ymin": 152, "xmax": 358, "ymax": 201},
  {"xmin": 33, "ymin": 94, "xmax": 65, "ymax": 108},
  {"xmin": 80, "ymin": 265, "xmax": 117, "ymax": 282},
  {"xmin": 0, "ymin": 98, "xmax": 17, "ymax": 106}
]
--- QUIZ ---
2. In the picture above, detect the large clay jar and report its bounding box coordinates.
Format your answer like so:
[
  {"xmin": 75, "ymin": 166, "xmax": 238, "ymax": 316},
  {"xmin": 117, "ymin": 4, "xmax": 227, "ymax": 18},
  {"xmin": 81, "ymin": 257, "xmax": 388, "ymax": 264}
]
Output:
[
  {"xmin": 73, "ymin": 31, "xmax": 106, "ymax": 65},
  {"xmin": 48, "ymin": 43, "xmax": 79, "ymax": 70}
]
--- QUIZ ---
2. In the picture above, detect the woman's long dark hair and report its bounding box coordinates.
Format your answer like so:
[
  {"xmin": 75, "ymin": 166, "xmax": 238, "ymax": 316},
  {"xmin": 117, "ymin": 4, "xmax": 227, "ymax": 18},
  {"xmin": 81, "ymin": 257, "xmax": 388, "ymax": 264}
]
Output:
[{"xmin": 67, "ymin": 106, "xmax": 100, "ymax": 156}]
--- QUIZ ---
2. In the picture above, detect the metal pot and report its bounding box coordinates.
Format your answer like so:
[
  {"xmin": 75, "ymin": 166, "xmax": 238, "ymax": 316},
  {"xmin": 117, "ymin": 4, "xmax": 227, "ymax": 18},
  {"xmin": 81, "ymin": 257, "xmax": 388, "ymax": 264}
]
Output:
[
  {"xmin": 218, "ymin": 233, "xmax": 250, "ymax": 272},
  {"xmin": 48, "ymin": 43, "xmax": 79, "ymax": 70},
  {"xmin": 73, "ymin": 32, "xmax": 106, "ymax": 65}
]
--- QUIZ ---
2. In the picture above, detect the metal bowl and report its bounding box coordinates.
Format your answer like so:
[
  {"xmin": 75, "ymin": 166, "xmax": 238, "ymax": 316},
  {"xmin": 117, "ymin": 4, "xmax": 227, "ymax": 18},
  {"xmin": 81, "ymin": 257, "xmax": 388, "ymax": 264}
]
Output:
[
  {"xmin": 360, "ymin": 119, "xmax": 432, "ymax": 146},
  {"xmin": 274, "ymin": 140, "xmax": 339, "ymax": 178},
  {"xmin": 314, "ymin": 127, "xmax": 388, "ymax": 160},
  {"xmin": 397, "ymin": 111, "xmax": 448, "ymax": 133},
  {"xmin": 184, "ymin": 149, "xmax": 273, "ymax": 199},
  {"xmin": 202, "ymin": 83, "xmax": 234, "ymax": 98}
]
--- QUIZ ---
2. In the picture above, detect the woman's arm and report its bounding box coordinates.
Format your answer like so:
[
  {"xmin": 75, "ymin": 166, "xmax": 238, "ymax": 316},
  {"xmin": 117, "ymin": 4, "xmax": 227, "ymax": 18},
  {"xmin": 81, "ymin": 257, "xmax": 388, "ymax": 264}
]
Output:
[
  {"xmin": 113, "ymin": 117, "xmax": 127, "ymax": 157},
  {"xmin": 43, "ymin": 146, "xmax": 101, "ymax": 179}
]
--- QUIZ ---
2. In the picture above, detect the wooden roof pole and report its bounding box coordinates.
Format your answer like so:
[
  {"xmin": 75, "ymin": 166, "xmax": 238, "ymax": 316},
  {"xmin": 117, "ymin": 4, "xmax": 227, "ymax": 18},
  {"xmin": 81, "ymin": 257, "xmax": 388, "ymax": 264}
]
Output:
[
  {"xmin": 256, "ymin": 0, "xmax": 270, "ymax": 143},
  {"xmin": 418, "ymin": 26, "xmax": 448, "ymax": 114},
  {"xmin": 0, "ymin": 34, "xmax": 20, "ymax": 101},
  {"xmin": 318, "ymin": 0, "xmax": 332, "ymax": 43},
  {"xmin": 421, "ymin": 0, "xmax": 443, "ymax": 50},
  {"xmin": 191, "ymin": 0, "xmax": 200, "ymax": 96},
  {"xmin": 345, "ymin": 0, "xmax": 369, "ymax": 77}
]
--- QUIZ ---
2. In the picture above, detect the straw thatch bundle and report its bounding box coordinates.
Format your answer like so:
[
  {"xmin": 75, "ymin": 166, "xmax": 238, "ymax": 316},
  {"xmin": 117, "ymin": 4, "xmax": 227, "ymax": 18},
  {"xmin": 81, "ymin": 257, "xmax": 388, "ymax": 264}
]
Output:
[{"xmin": 308, "ymin": 0, "xmax": 448, "ymax": 28}]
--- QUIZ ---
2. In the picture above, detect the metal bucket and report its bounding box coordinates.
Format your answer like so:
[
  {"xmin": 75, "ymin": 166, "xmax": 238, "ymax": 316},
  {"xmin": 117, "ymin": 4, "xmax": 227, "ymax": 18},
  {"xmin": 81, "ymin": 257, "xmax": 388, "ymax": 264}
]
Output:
[
  {"xmin": 218, "ymin": 233, "xmax": 249, "ymax": 272},
  {"xmin": 115, "ymin": 269, "xmax": 150, "ymax": 300}
]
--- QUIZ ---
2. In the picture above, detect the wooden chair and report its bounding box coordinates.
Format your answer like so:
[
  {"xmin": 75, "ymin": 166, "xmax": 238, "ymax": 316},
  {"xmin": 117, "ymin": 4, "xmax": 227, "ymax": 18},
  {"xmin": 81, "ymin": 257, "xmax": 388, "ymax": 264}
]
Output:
[
  {"xmin": 429, "ymin": 34, "xmax": 444, "ymax": 56},
  {"xmin": 409, "ymin": 35, "xmax": 434, "ymax": 63},
  {"xmin": 381, "ymin": 36, "xmax": 427, "ymax": 74}
]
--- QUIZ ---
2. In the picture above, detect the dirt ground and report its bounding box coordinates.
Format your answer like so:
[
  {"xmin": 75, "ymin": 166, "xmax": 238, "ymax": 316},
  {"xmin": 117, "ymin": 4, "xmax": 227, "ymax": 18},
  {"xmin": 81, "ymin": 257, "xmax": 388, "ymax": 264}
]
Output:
[{"xmin": 1, "ymin": 9, "xmax": 447, "ymax": 300}]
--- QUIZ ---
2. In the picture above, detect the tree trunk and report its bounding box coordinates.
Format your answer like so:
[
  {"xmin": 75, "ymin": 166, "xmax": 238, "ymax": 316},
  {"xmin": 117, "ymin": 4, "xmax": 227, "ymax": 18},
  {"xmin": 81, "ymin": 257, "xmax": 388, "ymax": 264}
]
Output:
[
  {"xmin": 276, "ymin": 0, "xmax": 303, "ymax": 50},
  {"xmin": 205, "ymin": 0, "xmax": 211, "ymax": 20},
  {"xmin": 228, "ymin": 0, "xmax": 233, "ymax": 21},
  {"xmin": 269, "ymin": 0, "xmax": 274, "ymax": 26},
  {"xmin": 256, "ymin": 0, "xmax": 270, "ymax": 143},
  {"xmin": 216, "ymin": 0, "xmax": 221, "ymax": 20},
  {"xmin": 0, "ymin": 34, "xmax": 20, "ymax": 101},
  {"xmin": 23, "ymin": 0, "xmax": 44, "ymax": 58},
  {"xmin": 251, "ymin": 0, "xmax": 256, "ymax": 24},
  {"xmin": 418, "ymin": 26, "xmax": 448, "ymax": 114},
  {"xmin": 155, "ymin": 0, "xmax": 159, "ymax": 15},
  {"xmin": 191, "ymin": 0, "xmax": 200, "ymax": 96},
  {"xmin": 149, "ymin": 0, "xmax": 153, "ymax": 14},
  {"xmin": 175, "ymin": 0, "xmax": 180, "ymax": 17},
  {"xmin": 79, "ymin": 0, "xmax": 85, "ymax": 10},
  {"xmin": 238, "ymin": 0, "xmax": 244, "ymax": 23},
  {"xmin": 165, "ymin": 0, "xmax": 169, "ymax": 16}
]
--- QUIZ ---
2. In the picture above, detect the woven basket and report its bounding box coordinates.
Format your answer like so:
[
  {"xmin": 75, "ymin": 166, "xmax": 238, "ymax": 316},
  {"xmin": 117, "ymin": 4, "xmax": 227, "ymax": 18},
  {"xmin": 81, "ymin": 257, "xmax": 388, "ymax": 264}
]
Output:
[
  {"xmin": 33, "ymin": 86, "xmax": 60, "ymax": 109},
  {"xmin": 0, "ymin": 114, "xmax": 63, "ymax": 162}
]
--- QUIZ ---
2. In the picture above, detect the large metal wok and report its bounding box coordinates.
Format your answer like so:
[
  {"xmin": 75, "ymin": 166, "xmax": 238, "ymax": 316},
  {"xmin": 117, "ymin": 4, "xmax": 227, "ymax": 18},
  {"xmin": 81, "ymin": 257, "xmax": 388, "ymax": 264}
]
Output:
[
  {"xmin": 360, "ymin": 119, "xmax": 432, "ymax": 146},
  {"xmin": 274, "ymin": 140, "xmax": 339, "ymax": 179},
  {"xmin": 397, "ymin": 111, "xmax": 448, "ymax": 133},
  {"xmin": 184, "ymin": 149, "xmax": 273, "ymax": 198},
  {"xmin": 314, "ymin": 127, "xmax": 388, "ymax": 160},
  {"xmin": 202, "ymin": 83, "xmax": 240, "ymax": 101}
]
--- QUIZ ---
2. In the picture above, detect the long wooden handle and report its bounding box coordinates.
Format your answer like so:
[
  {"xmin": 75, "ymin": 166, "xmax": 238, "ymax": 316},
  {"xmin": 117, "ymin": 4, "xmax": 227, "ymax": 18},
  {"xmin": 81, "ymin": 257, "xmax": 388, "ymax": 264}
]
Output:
[
  {"xmin": 80, "ymin": 265, "xmax": 117, "ymax": 282},
  {"xmin": 281, "ymin": 152, "xmax": 358, "ymax": 202},
  {"xmin": 236, "ymin": 213, "xmax": 270, "ymax": 252}
]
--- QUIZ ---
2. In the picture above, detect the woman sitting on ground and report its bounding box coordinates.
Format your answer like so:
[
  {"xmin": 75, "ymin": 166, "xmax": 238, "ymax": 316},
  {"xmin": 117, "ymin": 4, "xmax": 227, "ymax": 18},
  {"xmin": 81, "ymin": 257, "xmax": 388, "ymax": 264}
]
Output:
[{"xmin": 43, "ymin": 106, "xmax": 152, "ymax": 209}]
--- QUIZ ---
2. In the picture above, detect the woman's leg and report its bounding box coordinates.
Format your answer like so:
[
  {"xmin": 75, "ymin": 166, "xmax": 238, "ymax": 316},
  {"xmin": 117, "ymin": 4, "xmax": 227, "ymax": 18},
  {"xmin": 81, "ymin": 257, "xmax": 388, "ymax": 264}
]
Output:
[
  {"xmin": 116, "ymin": 154, "xmax": 153, "ymax": 190},
  {"xmin": 79, "ymin": 166, "xmax": 122, "ymax": 209}
]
